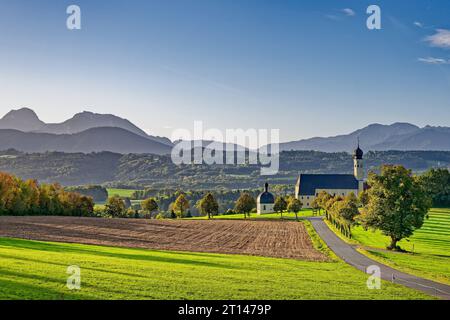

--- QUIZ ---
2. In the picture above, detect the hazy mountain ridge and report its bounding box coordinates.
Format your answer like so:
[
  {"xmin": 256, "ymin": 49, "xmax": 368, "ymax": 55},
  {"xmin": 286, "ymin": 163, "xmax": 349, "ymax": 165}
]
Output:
[
  {"xmin": 0, "ymin": 108, "xmax": 172, "ymax": 146},
  {"xmin": 0, "ymin": 108, "xmax": 45, "ymax": 132},
  {"xmin": 279, "ymin": 123, "xmax": 450, "ymax": 152},
  {"xmin": 0, "ymin": 127, "xmax": 172, "ymax": 155},
  {"xmin": 0, "ymin": 108, "xmax": 449, "ymax": 154}
]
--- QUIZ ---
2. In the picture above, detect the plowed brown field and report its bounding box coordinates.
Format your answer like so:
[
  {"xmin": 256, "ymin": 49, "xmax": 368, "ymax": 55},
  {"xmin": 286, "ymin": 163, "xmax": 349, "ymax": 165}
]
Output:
[{"xmin": 0, "ymin": 216, "xmax": 327, "ymax": 261}]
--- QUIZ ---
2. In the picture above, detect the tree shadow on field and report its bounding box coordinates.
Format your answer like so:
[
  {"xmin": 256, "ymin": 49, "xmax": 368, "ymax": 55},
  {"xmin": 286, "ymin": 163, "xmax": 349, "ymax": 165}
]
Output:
[
  {"xmin": 0, "ymin": 252, "xmax": 187, "ymax": 279},
  {"xmin": 0, "ymin": 238, "xmax": 240, "ymax": 270},
  {"xmin": 0, "ymin": 277, "xmax": 87, "ymax": 300}
]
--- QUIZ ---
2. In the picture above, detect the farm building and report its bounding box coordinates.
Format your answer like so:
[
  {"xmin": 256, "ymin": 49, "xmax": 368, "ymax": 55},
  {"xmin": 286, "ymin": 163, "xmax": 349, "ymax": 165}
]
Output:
[{"xmin": 295, "ymin": 144, "xmax": 365, "ymax": 208}]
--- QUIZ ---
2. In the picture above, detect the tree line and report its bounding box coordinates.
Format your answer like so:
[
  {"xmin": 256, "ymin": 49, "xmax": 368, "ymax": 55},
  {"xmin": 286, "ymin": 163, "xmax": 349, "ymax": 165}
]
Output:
[
  {"xmin": 314, "ymin": 165, "xmax": 433, "ymax": 251},
  {"xmin": 2, "ymin": 148, "xmax": 449, "ymax": 189},
  {"xmin": 0, "ymin": 172, "xmax": 94, "ymax": 216},
  {"xmin": 99, "ymin": 188, "xmax": 308, "ymax": 221}
]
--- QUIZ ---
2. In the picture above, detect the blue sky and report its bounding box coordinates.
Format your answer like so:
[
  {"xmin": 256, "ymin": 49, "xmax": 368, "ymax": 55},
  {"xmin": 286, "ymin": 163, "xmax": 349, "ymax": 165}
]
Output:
[{"xmin": 0, "ymin": 0, "xmax": 449, "ymax": 142}]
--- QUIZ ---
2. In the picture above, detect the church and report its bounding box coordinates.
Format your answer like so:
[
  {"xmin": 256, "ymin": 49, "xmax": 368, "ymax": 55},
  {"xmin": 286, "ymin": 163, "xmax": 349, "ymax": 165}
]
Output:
[
  {"xmin": 257, "ymin": 182, "xmax": 275, "ymax": 214},
  {"xmin": 295, "ymin": 144, "xmax": 365, "ymax": 208}
]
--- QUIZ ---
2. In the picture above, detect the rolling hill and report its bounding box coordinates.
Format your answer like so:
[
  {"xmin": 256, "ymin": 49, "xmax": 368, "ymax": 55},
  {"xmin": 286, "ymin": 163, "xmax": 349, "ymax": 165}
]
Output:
[
  {"xmin": 0, "ymin": 127, "xmax": 172, "ymax": 155},
  {"xmin": 1, "ymin": 149, "xmax": 448, "ymax": 187}
]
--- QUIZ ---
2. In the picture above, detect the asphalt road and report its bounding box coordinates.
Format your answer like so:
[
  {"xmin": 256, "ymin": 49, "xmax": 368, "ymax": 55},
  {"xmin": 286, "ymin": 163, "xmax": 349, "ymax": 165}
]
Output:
[{"xmin": 307, "ymin": 217, "xmax": 450, "ymax": 300}]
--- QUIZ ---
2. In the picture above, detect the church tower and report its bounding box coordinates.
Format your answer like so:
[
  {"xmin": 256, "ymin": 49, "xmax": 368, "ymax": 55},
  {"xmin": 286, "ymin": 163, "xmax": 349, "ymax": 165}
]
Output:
[{"xmin": 353, "ymin": 140, "xmax": 364, "ymax": 192}]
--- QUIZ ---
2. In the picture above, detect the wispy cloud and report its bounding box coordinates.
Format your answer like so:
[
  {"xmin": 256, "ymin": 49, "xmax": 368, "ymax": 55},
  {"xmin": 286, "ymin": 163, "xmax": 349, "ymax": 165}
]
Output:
[
  {"xmin": 414, "ymin": 21, "xmax": 424, "ymax": 28},
  {"xmin": 425, "ymin": 29, "xmax": 450, "ymax": 48},
  {"xmin": 418, "ymin": 57, "xmax": 450, "ymax": 65},
  {"xmin": 341, "ymin": 8, "xmax": 355, "ymax": 17},
  {"xmin": 325, "ymin": 14, "xmax": 341, "ymax": 21},
  {"xmin": 325, "ymin": 8, "xmax": 355, "ymax": 21}
]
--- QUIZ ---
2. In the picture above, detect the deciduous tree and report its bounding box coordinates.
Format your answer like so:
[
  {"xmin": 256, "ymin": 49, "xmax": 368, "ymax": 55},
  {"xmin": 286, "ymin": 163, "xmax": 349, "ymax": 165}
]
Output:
[
  {"xmin": 141, "ymin": 198, "xmax": 158, "ymax": 217},
  {"xmin": 287, "ymin": 198, "xmax": 303, "ymax": 221},
  {"xmin": 417, "ymin": 168, "xmax": 450, "ymax": 207},
  {"xmin": 273, "ymin": 196, "xmax": 288, "ymax": 217},
  {"xmin": 235, "ymin": 193, "xmax": 256, "ymax": 218},
  {"xmin": 197, "ymin": 193, "xmax": 219, "ymax": 219},
  {"xmin": 359, "ymin": 165, "xmax": 432, "ymax": 251},
  {"xmin": 173, "ymin": 194, "xmax": 190, "ymax": 218},
  {"xmin": 105, "ymin": 196, "xmax": 126, "ymax": 218}
]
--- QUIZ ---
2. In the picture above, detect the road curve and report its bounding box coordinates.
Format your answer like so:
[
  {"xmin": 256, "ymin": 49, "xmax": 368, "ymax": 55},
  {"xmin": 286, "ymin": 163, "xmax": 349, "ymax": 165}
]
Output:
[{"xmin": 307, "ymin": 217, "xmax": 450, "ymax": 300}]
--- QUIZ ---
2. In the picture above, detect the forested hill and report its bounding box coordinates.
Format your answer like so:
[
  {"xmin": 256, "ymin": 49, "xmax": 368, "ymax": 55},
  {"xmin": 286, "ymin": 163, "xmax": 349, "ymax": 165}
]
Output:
[{"xmin": 0, "ymin": 149, "xmax": 449, "ymax": 189}]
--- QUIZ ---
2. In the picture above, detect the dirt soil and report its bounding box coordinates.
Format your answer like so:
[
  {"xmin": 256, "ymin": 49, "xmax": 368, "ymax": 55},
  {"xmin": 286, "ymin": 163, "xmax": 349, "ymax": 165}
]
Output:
[{"xmin": 0, "ymin": 216, "xmax": 327, "ymax": 261}]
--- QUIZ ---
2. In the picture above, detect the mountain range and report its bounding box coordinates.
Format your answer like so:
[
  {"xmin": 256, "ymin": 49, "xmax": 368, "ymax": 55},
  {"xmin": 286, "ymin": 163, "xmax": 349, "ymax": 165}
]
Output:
[
  {"xmin": 0, "ymin": 108, "xmax": 449, "ymax": 154},
  {"xmin": 279, "ymin": 123, "xmax": 450, "ymax": 152},
  {"xmin": 0, "ymin": 108, "xmax": 172, "ymax": 146}
]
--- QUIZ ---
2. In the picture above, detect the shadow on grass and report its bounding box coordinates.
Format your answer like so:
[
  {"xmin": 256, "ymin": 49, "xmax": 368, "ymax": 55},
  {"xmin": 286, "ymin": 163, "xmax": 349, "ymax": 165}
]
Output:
[
  {"xmin": 0, "ymin": 252, "xmax": 151, "ymax": 279},
  {"xmin": 0, "ymin": 277, "xmax": 87, "ymax": 300},
  {"xmin": 0, "ymin": 238, "xmax": 240, "ymax": 271}
]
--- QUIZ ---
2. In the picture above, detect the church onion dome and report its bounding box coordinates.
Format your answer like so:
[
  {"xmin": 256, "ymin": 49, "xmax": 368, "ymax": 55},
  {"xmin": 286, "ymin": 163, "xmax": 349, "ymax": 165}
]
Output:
[
  {"xmin": 257, "ymin": 183, "xmax": 275, "ymax": 204},
  {"xmin": 353, "ymin": 146, "xmax": 363, "ymax": 159}
]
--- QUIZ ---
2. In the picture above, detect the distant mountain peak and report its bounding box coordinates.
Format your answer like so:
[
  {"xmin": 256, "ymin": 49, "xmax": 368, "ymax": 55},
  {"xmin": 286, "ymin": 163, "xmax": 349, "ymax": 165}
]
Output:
[
  {"xmin": 73, "ymin": 110, "xmax": 114, "ymax": 118},
  {"xmin": 0, "ymin": 107, "xmax": 44, "ymax": 131},
  {"xmin": 3, "ymin": 107, "xmax": 40, "ymax": 119}
]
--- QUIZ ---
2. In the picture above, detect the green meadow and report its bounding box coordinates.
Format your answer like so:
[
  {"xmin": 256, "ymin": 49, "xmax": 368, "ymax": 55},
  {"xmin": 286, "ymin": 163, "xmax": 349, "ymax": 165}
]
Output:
[
  {"xmin": 0, "ymin": 237, "xmax": 431, "ymax": 300},
  {"xmin": 348, "ymin": 208, "xmax": 450, "ymax": 285},
  {"xmin": 106, "ymin": 188, "xmax": 138, "ymax": 198},
  {"xmin": 186, "ymin": 209, "xmax": 317, "ymax": 220}
]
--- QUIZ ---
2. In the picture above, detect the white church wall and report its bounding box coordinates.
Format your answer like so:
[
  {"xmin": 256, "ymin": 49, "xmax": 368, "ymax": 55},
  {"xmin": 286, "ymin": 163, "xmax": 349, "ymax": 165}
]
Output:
[
  {"xmin": 297, "ymin": 188, "xmax": 360, "ymax": 208},
  {"xmin": 257, "ymin": 203, "xmax": 274, "ymax": 215}
]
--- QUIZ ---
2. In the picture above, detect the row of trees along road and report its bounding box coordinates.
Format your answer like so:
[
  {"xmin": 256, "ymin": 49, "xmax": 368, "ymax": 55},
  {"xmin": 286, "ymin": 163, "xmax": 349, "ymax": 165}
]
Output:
[{"xmin": 315, "ymin": 165, "xmax": 433, "ymax": 251}]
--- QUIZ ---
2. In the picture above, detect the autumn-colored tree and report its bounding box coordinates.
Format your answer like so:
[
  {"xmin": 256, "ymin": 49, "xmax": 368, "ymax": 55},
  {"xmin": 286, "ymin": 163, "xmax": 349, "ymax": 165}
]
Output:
[
  {"xmin": 0, "ymin": 172, "xmax": 93, "ymax": 217},
  {"xmin": 315, "ymin": 191, "xmax": 333, "ymax": 219},
  {"xmin": 328, "ymin": 193, "xmax": 359, "ymax": 238},
  {"xmin": 197, "ymin": 193, "xmax": 219, "ymax": 219},
  {"xmin": 358, "ymin": 190, "xmax": 369, "ymax": 207},
  {"xmin": 173, "ymin": 194, "xmax": 190, "ymax": 218},
  {"xmin": 235, "ymin": 193, "xmax": 256, "ymax": 218},
  {"xmin": 310, "ymin": 199, "xmax": 320, "ymax": 215},
  {"xmin": 0, "ymin": 172, "xmax": 17, "ymax": 215},
  {"xmin": 105, "ymin": 196, "xmax": 126, "ymax": 218},
  {"xmin": 339, "ymin": 193, "xmax": 359, "ymax": 225},
  {"xmin": 359, "ymin": 165, "xmax": 432, "ymax": 251},
  {"xmin": 141, "ymin": 198, "xmax": 158, "ymax": 217}
]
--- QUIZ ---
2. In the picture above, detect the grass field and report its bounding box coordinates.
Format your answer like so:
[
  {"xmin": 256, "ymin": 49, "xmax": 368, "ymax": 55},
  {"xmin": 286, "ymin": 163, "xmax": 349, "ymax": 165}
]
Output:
[
  {"xmin": 0, "ymin": 237, "xmax": 431, "ymax": 300},
  {"xmin": 187, "ymin": 209, "xmax": 317, "ymax": 220},
  {"xmin": 345, "ymin": 208, "xmax": 450, "ymax": 285},
  {"xmin": 106, "ymin": 188, "xmax": 139, "ymax": 198}
]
